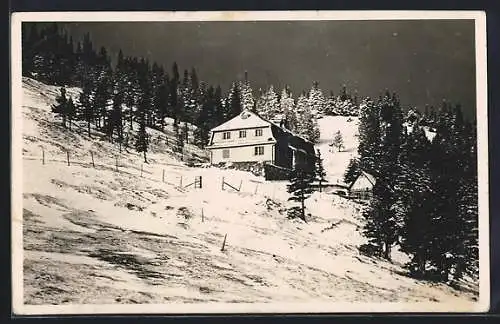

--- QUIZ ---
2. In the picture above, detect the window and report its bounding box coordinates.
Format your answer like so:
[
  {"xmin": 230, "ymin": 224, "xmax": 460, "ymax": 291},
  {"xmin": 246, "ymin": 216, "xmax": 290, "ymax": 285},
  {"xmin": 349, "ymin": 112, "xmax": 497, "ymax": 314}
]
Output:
[
  {"xmin": 222, "ymin": 131, "xmax": 231, "ymax": 140},
  {"xmin": 255, "ymin": 129, "xmax": 263, "ymax": 136},
  {"xmin": 239, "ymin": 130, "xmax": 247, "ymax": 138},
  {"xmin": 223, "ymin": 149, "xmax": 230, "ymax": 158},
  {"xmin": 254, "ymin": 146, "xmax": 264, "ymax": 156}
]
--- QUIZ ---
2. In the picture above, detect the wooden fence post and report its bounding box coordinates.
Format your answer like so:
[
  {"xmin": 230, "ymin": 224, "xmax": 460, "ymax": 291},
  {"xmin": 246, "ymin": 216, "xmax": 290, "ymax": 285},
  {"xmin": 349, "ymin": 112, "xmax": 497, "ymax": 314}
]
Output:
[
  {"xmin": 221, "ymin": 177, "xmax": 224, "ymax": 191},
  {"xmin": 66, "ymin": 151, "xmax": 70, "ymax": 166},
  {"xmin": 140, "ymin": 164, "xmax": 143, "ymax": 177},
  {"xmin": 201, "ymin": 208, "xmax": 204, "ymax": 223},
  {"xmin": 180, "ymin": 176, "xmax": 183, "ymax": 187},
  {"xmin": 199, "ymin": 176, "xmax": 202, "ymax": 189},
  {"xmin": 115, "ymin": 156, "xmax": 119, "ymax": 172},
  {"xmin": 221, "ymin": 234, "xmax": 227, "ymax": 252},
  {"xmin": 162, "ymin": 169, "xmax": 165, "ymax": 183},
  {"xmin": 41, "ymin": 147, "xmax": 45, "ymax": 165},
  {"xmin": 90, "ymin": 151, "xmax": 95, "ymax": 168}
]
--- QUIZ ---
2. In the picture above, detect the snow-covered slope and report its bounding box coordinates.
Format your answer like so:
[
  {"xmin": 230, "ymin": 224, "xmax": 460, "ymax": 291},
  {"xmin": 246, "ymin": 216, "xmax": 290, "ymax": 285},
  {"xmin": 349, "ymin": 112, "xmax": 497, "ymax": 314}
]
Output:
[
  {"xmin": 316, "ymin": 116, "xmax": 359, "ymax": 184},
  {"xmin": 18, "ymin": 78, "xmax": 479, "ymax": 311}
]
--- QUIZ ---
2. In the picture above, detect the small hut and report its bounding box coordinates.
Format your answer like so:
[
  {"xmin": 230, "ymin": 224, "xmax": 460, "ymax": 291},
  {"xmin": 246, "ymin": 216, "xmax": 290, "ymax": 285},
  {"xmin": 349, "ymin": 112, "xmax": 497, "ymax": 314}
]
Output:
[{"xmin": 349, "ymin": 171, "xmax": 376, "ymax": 200}]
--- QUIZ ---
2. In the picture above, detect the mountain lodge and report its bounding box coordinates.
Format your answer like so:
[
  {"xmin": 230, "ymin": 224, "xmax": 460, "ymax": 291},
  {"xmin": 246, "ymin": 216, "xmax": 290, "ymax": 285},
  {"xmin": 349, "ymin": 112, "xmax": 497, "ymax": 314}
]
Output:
[{"xmin": 206, "ymin": 110, "xmax": 316, "ymax": 172}]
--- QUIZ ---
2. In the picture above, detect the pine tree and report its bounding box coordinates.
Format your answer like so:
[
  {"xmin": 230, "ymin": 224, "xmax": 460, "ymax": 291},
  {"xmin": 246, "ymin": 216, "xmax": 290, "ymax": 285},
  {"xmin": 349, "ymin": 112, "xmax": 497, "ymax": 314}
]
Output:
[
  {"xmin": 295, "ymin": 93, "xmax": 320, "ymax": 143},
  {"xmin": 142, "ymin": 59, "xmax": 155, "ymax": 127},
  {"xmin": 170, "ymin": 62, "xmax": 181, "ymax": 125},
  {"xmin": 295, "ymin": 93, "xmax": 309, "ymax": 136},
  {"xmin": 173, "ymin": 121, "xmax": 184, "ymax": 155},
  {"xmin": 226, "ymin": 82, "xmax": 243, "ymax": 120},
  {"xmin": 182, "ymin": 121, "xmax": 189, "ymax": 144},
  {"xmin": 456, "ymin": 119, "xmax": 479, "ymax": 281},
  {"xmin": 190, "ymin": 67, "xmax": 202, "ymax": 124},
  {"xmin": 150, "ymin": 63, "xmax": 166, "ymax": 129},
  {"xmin": 135, "ymin": 59, "xmax": 152, "ymax": 163},
  {"xmin": 255, "ymin": 85, "xmax": 280, "ymax": 120},
  {"xmin": 280, "ymin": 86, "xmax": 297, "ymax": 131},
  {"xmin": 78, "ymin": 78, "xmax": 94, "ymax": 138},
  {"xmin": 124, "ymin": 57, "xmax": 140, "ymax": 131},
  {"xmin": 109, "ymin": 81, "xmax": 124, "ymax": 147},
  {"xmin": 353, "ymin": 89, "xmax": 360, "ymax": 115},
  {"xmin": 180, "ymin": 69, "xmax": 196, "ymax": 124},
  {"xmin": 455, "ymin": 172, "xmax": 478, "ymax": 282},
  {"xmin": 40, "ymin": 23, "xmax": 60, "ymax": 84},
  {"xmin": 332, "ymin": 130, "xmax": 344, "ymax": 152},
  {"xmin": 357, "ymin": 97, "xmax": 381, "ymax": 174},
  {"xmin": 315, "ymin": 149, "xmax": 327, "ymax": 192},
  {"xmin": 395, "ymin": 125, "xmax": 435, "ymax": 277},
  {"xmin": 287, "ymin": 168, "xmax": 315, "ymax": 223},
  {"xmin": 306, "ymin": 114, "xmax": 321, "ymax": 144},
  {"xmin": 308, "ymin": 81, "xmax": 326, "ymax": 115},
  {"xmin": 51, "ymin": 87, "xmax": 68, "ymax": 128},
  {"xmin": 265, "ymin": 85, "xmax": 280, "ymax": 119},
  {"xmin": 135, "ymin": 114, "xmax": 149, "ymax": 163},
  {"xmin": 344, "ymin": 158, "xmax": 361, "ymax": 184},
  {"xmin": 58, "ymin": 31, "xmax": 75, "ymax": 85},
  {"xmin": 326, "ymin": 84, "xmax": 358, "ymax": 116},
  {"xmin": 325, "ymin": 91, "xmax": 337, "ymax": 115},
  {"xmin": 81, "ymin": 32, "xmax": 97, "ymax": 80},
  {"xmin": 240, "ymin": 71, "xmax": 255, "ymax": 111},
  {"xmin": 97, "ymin": 46, "xmax": 112, "ymax": 76},
  {"xmin": 361, "ymin": 179, "xmax": 399, "ymax": 260},
  {"xmin": 340, "ymin": 84, "xmax": 349, "ymax": 101},
  {"xmin": 155, "ymin": 76, "xmax": 170, "ymax": 131},
  {"xmin": 66, "ymin": 97, "xmax": 76, "ymax": 130},
  {"xmin": 93, "ymin": 75, "xmax": 111, "ymax": 130},
  {"xmin": 214, "ymin": 85, "xmax": 225, "ymax": 125},
  {"xmin": 360, "ymin": 91, "xmax": 404, "ymax": 261},
  {"xmin": 418, "ymin": 102, "xmax": 479, "ymax": 283},
  {"xmin": 194, "ymin": 85, "xmax": 216, "ymax": 148}
]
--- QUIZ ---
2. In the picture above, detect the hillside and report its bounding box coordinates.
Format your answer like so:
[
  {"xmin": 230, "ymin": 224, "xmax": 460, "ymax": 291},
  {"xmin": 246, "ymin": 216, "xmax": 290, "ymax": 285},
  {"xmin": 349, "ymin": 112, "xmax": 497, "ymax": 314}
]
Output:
[
  {"xmin": 316, "ymin": 116, "xmax": 359, "ymax": 184},
  {"xmin": 17, "ymin": 78, "xmax": 479, "ymax": 312}
]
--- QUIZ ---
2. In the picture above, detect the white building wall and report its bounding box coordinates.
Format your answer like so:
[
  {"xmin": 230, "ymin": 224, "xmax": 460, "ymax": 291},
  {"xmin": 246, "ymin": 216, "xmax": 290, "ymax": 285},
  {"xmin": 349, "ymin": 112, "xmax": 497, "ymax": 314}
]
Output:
[
  {"xmin": 210, "ymin": 126, "xmax": 274, "ymax": 146},
  {"xmin": 210, "ymin": 143, "xmax": 274, "ymax": 164}
]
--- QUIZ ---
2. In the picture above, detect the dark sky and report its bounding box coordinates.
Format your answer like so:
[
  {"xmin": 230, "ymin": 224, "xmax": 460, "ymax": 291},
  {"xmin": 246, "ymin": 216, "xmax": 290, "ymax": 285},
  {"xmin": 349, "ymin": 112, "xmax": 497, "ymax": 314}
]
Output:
[{"xmin": 62, "ymin": 20, "xmax": 476, "ymax": 117}]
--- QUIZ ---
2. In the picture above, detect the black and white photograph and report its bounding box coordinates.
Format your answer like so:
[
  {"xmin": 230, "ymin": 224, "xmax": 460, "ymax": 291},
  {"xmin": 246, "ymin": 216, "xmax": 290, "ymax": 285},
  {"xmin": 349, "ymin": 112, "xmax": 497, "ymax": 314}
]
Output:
[{"xmin": 11, "ymin": 11, "xmax": 489, "ymax": 314}]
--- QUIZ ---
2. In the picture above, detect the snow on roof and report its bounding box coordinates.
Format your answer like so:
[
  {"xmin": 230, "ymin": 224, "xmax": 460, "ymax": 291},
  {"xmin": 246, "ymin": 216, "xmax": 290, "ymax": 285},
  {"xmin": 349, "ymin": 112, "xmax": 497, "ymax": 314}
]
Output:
[
  {"xmin": 269, "ymin": 114, "xmax": 284, "ymax": 122},
  {"xmin": 404, "ymin": 122, "xmax": 437, "ymax": 143},
  {"xmin": 424, "ymin": 127, "xmax": 437, "ymax": 142},
  {"xmin": 288, "ymin": 144, "xmax": 308, "ymax": 155},
  {"xmin": 360, "ymin": 171, "xmax": 376, "ymax": 186},
  {"xmin": 211, "ymin": 110, "xmax": 270, "ymax": 132},
  {"xmin": 211, "ymin": 110, "xmax": 314, "ymax": 147},
  {"xmin": 267, "ymin": 118, "xmax": 313, "ymax": 146},
  {"xmin": 350, "ymin": 171, "xmax": 376, "ymax": 188}
]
